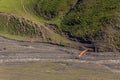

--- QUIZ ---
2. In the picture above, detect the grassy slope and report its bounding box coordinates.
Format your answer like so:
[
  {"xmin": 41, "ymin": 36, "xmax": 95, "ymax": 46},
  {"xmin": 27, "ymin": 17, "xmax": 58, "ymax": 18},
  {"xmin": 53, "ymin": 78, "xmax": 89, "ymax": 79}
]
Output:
[
  {"xmin": 61, "ymin": 0, "xmax": 120, "ymax": 37},
  {"xmin": 0, "ymin": 0, "xmax": 42, "ymax": 40},
  {"xmin": 34, "ymin": 0, "xmax": 77, "ymax": 20},
  {"xmin": 0, "ymin": 13, "xmax": 71, "ymax": 44},
  {"xmin": 61, "ymin": 0, "xmax": 120, "ymax": 51},
  {"xmin": 0, "ymin": 14, "xmax": 28, "ymax": 40},
  {"xmin": 0, "ymin": 0, "xmax": 77, "ymax": 23},
  {"xmin": 0, "ymin": 0, "xmax": 120, "ymax": 38},
  {"xmin": 0, "ymin": 0, "xmax": 46, "ymax": 22},
  {"xmin": 0, "ymin": 0, "xmax": 72, "ymax": 44}
]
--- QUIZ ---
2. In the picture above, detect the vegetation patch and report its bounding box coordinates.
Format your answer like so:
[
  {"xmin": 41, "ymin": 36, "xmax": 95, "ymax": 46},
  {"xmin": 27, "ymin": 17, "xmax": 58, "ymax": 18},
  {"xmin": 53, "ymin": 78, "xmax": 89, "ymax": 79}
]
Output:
[
  {"xmin": 61, "ymin": 0, "xmax": 120, "ymax": 51},
  {"xmin": 34, "ymin": 0, "xmax": 77, "ymax": 20},
  {"xmin": 0, "ymin": 13, "xmax": 71, "ymax": 45},
  {"xmin": 62, "ymin": 0, "xmax": 120, "ymax": 37}
]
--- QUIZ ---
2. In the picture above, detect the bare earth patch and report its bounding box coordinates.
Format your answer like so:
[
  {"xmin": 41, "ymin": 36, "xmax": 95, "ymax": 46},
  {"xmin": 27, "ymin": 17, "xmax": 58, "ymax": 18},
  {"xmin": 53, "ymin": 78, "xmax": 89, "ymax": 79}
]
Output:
[{"xmin": 0, "ymin": 37, "xmax": 120, "ymax": 80}]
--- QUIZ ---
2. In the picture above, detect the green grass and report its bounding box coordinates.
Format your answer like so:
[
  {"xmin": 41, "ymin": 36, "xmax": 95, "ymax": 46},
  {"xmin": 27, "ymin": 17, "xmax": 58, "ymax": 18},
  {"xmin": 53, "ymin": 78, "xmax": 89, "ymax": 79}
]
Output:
[
  {"xmin": 0, "ymin": 0, "xmax": 76, "ymax": 22},
  {"xmin": 0, "ymin": 13, "xmax": 72, "ymax": 44},
  {"xmin": 61, "ymin": 0, "xmax": 120, "ymax": 37},
  {"xmin": 0, "ymin": 0, "xmax": 23, "ymax": 13},
  {"xmin": 0, "ymin": 14, "xmax": 35, "ymax": 40},
  {"xmin": 0, "ymin": 32, "xmax": 27, "ymax": 41},
  {"xmin": 33, "ymin": 0, "xmax": 77, "ymax": 20},
  {"xmin": 50, "ymin": 32, "xmax": 72, "ymax": 45},
  {"xmin": 0, "ymin": 62, "xmax": 119, "ymax": 80},
  {"xmin": 0, "ymin": 0, "xmax": 73, "ymax": 43},
  {"xmin": 0, "ymin": 0, "xmax": 46, "ymax": 22}
]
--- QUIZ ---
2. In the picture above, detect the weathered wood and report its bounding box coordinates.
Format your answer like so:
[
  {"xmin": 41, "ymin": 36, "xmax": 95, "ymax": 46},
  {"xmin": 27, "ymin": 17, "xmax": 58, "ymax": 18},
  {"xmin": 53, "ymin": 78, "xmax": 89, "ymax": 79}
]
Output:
[{"xmin": 79, "ymin": 49, "xmax": 88, "ymax": 57}]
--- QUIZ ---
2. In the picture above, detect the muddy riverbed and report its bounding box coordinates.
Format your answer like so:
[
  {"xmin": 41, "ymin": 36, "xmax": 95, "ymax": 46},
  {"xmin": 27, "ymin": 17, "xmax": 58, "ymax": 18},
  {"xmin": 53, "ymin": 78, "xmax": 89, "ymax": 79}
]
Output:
[{"xmin": 0, "ymin": 37, "xmax": 120, "ymax": 73}]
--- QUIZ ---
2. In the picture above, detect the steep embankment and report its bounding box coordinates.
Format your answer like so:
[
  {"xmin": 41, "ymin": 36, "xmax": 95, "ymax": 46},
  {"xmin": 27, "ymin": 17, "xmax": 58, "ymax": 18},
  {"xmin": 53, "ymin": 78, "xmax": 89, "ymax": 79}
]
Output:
[
  {"xmin": 0, "ymin": 0, "xmax": 76, "ymax": 46},
  {"xmin": 33, "ymin": 0, "xmax": 77, "ymax": 20},
  {"xmin": 61, "ymin": 0, "xmax": 120, "ymax": 51},
  {"xmin": 0, "ymin": 12, "xmax": 71, "ymax": 45}
]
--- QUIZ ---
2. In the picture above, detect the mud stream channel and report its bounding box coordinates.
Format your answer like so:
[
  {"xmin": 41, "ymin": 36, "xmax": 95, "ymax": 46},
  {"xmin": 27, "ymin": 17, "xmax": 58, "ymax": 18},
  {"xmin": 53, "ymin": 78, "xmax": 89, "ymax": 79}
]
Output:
[{"xmin": 0, "ymin": 37, "xmax": 120, "ymax": 74}]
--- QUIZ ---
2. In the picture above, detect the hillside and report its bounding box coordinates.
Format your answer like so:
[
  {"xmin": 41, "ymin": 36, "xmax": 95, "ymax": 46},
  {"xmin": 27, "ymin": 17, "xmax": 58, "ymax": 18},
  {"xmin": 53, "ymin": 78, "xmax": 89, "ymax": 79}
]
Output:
[
  {"xmin": 0, "ymin": 0, "xmax": 120, "ymax": 51},
  {"xmin": 61, "ymin": 0, "xmax": 120, "ymax": 51},
  {"xmin": 0, "ymin": 0, "xmax": 73, "ymax": 45},
  {"xmin": 0, "ymin": 12, "xmax": 72, "ymax": 45}
]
